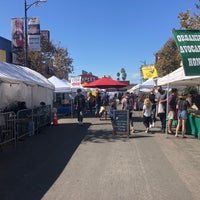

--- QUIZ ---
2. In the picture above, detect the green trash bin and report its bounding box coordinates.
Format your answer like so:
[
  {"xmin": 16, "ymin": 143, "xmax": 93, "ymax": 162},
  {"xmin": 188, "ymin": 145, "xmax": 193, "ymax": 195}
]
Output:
[
  {"xmin": 185, "ymin": 113, "xmax": 199, "ymax": 137},
  {"xmin": 172, "ymin": 119, "xmax": 177, "ymax": 126},
  {"xmin": 191, "ymin": 114, "xmax": 198, "ymax": 137},
  {"xmin": 194, "ymin": 116, "xmax": 200, "ymax": 139},
  {"xmin": 166, "ymin": 117, "xmax": 177, "ymax": 129},
  {"xmin": 185, "ymin": 114, "xmax": 192, "ymax": 135}
]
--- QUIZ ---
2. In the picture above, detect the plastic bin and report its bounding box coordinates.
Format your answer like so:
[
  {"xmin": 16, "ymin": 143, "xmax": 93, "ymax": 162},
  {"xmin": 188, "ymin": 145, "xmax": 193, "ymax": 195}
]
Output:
[
  {"xmin": 189, "ymin": 114, "xmax": 197, "ymax": 137},
  {"xmin": 194, "ymin": 116, "xmax": 200, "ymax": 139}
]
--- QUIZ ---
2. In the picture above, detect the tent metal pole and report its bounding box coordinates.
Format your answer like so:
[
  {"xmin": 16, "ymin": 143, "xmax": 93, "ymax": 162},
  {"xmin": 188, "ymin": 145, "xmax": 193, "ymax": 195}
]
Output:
[{"xmin": 165, "ymin": 77, "xmax": 169, "ymax": 138}]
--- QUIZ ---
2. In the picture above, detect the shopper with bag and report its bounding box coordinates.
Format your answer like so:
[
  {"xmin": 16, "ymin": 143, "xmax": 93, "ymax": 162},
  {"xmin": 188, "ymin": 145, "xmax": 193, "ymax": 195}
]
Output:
[{"xmin": 155, "ymin": 86, "xmax": 167, "ymax": 133}]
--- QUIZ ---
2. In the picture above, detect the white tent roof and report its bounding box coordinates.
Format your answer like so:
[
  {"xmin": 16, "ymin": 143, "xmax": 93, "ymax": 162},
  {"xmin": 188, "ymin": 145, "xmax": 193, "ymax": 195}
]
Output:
[
  {"xmin": 0, "ymin": 62, "xmax": 54, "ymax": 108},
  {"xmin": 157, "ymin": 67, "xmax": 200, "ymax": 86},
  {"xmin": 128, "ymin": 78, "xmax": 158, "ymax": 93},
  {"xmin": 0, "ymin": 62, "xmax": 54, "ymax": 89},
  {"xmin": 48, "ymin": 76, "xmax": 71, "ymax": 93}
]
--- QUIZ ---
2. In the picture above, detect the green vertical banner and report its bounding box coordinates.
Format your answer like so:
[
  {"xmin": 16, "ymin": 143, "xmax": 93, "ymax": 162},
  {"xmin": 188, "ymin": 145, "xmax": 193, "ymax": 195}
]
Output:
[{"xmin": 172, "ymin": 29, "xmax": 200, "ymax": 76}]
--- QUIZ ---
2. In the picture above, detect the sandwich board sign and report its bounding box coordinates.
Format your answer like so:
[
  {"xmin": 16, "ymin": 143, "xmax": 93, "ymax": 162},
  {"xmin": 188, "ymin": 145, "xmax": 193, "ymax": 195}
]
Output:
[{"xmin": 113, "ymin": 110, "xmax": 129, "ymax": 137}]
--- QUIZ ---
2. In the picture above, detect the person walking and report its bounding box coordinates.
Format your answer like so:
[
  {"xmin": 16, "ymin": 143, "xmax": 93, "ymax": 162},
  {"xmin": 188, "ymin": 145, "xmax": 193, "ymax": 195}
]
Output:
[
  {"xmin": 149, "ymin": 87, "xmax": 156, "ymax": 128},
  {"xmin": 121, "ymin": 92, "xmax": 135, "ymax": 133},
  {"xmin": 95, "ymin": 91, "xmax": 102, "ymax": 117},
  {"xmin": 167, "ymin": 88, "xmax": 178, "ymax": 134},
  {"xmin": 155, "ymin": 86, "xmax": 167, "ymax": 133},
  {"xmin": 74, "ymin": 89, "xmax": 86, "ymax": 125},
  {"xmin": 87, "ymin": 92, "xmax": 95, "ymax": 116},
  {"xmin": 142, "ymin": 97, "xmax": 152, "ymax": 133},
  {"xmin": 109, "ymin": 100, "xmax": 117, "ymax": 133},
  {"xmin": 101, "ymin": 91, "xmax": 110, "ymax": 118},
  {"xmin": 175, "ymin": 92, "xmax": 190, "ymax": 138}
]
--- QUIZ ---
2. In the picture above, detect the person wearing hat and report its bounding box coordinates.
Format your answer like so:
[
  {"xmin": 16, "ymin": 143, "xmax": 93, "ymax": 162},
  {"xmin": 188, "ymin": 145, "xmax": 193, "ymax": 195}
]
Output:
[
  {"xmin": 74, "ymin": 89, "xmax": 86, "ymax": 125},
  {"xmin": 175, "ymin": 92, "xmax": 190, "ymax": 138}
]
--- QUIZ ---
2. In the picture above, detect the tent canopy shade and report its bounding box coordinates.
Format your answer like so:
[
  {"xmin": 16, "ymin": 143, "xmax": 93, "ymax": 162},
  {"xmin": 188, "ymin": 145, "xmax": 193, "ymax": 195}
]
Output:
[
  {"xmin": 48, "ymin": 76, "xmax": 71, "ymax": 93},
  {"xmin": 0, "ymin": 62, "xmax": 54, "ymax": 89},
  {"xmin": 0, "ymin": 62, "xmax": 54, "ymax": 109},
  {"xmin": 83, "ymin": 77, "xmax": 128, "ymax": 89},
  {"xmin": 128, "ymin": 78, "xmax": 158, "ymax": 93},
  {"xmin": 157, "ymin": 67, "xmax": 200, "ymax": 86}
]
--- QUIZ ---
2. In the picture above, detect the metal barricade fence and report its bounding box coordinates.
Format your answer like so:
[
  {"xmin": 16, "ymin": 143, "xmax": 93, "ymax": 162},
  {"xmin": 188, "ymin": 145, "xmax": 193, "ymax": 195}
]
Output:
[
  {"xmin": 0, "ymin": 105, "xmax": 52, "ymax": 147},
  {"xmin": 16, "ymin": 108, "xmax": 33, "ymax": 139},
  {"xmin": 0, "ymin": 112, "xmax": 16, "ymax": 146},
  {"xmin": 37, "ymin": 105, "xmax": 52, "ymax": 128},
  {"xmin": 16, "ymin": 105, "xmax": 52, "ymax": 140}
]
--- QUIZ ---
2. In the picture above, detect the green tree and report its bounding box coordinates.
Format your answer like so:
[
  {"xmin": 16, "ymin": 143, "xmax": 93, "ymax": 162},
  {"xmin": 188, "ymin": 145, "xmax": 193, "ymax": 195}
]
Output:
[
  {"xmin": 120, "ymin": 68, "xmax": 127, "ymax": 80},
  {"xmin": 155, "ymin": 1, "xmax": 200, "ymax": 77},
  {"xmin": 21, "ymin": 36, "xmax": 73, "ymax": 79},
  {"xmin": 178, "ymin": 1, "xmax": 200, "ymax": 29},
  {"xmin": 116, "ymin": 72, "xmax": 120, "ymax": 80},
  {"xmin": 155, "ymin": 38, "xmax": 181, "ymax": 77},
  {"xmin": 116, "ymin": 68, "xmax": 127, "ymax": 80},
  {"xmin": 51, "ymin": 44, "xmax": 73, "ymax": 79}
]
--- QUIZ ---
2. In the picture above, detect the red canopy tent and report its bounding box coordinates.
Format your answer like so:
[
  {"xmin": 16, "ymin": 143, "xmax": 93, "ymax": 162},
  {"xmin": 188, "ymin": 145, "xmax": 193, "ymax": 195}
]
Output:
[{"xmin": 83, "ymin": 77, "xmax": 128, "ymax": 89}]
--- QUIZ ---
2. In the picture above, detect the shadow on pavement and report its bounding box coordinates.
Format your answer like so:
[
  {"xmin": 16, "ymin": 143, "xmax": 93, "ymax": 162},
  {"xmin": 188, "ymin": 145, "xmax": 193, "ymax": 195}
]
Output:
[
  {"xmin": 84, "ymin": 130, "xmax": 153, "ymax": 143},
  {"xmin": 0, "ymin": 123, "xmax": 91, "ymax": 200}
]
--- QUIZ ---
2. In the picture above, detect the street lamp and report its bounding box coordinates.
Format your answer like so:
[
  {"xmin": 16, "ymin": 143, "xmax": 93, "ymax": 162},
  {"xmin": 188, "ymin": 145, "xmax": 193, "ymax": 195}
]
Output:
[{"xmin": 24, "ymin": 0, "xmax": 47, "ymax": 67}]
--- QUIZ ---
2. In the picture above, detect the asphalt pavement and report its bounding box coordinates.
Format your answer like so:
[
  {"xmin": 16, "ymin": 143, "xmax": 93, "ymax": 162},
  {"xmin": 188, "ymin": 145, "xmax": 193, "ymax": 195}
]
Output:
[{"xmin": 1, "ymin": 111, "xmax": 200, "ymax": 200}]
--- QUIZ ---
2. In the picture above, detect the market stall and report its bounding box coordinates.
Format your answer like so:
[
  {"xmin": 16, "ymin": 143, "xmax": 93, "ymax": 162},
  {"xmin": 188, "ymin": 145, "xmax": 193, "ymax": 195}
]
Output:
[
  {"xmin": 128, "ymin": 78, "xmax": 158, "ymax": 93},
  {"xmin": 48, "ymin": 76, "xmax": 74, "ymax": 116},
  {"xmin": 0, "ymin": 62, "xmax": 54, "ymax": 110},
  {"xmin": 157, "ymin": 67, "xmax": 200, "ymax": 86},
  {"xmin": 0, "ymin": 62, "xmax": 54, "ymax": 146},
  {"xmin": 157, "ymin": 67, "xmax": 200, "ymax": 139}
]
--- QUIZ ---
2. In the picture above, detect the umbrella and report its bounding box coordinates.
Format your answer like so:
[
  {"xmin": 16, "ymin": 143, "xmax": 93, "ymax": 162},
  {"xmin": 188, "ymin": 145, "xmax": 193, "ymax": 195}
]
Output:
[{"xmin": 83, "ymin": 77, "xmax": 128, "ymax": 89}]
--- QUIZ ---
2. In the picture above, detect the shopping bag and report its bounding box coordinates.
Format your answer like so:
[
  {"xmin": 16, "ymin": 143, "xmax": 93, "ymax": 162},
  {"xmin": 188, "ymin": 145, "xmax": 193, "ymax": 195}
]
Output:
[{"xmin": 158, "ymin": 102, "xmax": 165, "ymax": 113}]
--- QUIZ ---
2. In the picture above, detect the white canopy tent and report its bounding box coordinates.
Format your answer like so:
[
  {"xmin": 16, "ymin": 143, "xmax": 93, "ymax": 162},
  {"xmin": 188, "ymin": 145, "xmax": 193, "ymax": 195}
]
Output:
[
  {"xmin": 128, "ymin": 78, "xmax": 158, "ymax": 93},
  {"xmin": 48, "ymin": 76, "xmax": 71, "ymax": 93},
  {"xmin": 157, "ymin": 67, "xmax": 200, "ymax": 86},
  {"xmin": 0, "ymin": 62, "xmax": 54, "ymax": 109},
  {"xmin": 157, "ymin": 66, "xmax": 200, "ymax": 135}
]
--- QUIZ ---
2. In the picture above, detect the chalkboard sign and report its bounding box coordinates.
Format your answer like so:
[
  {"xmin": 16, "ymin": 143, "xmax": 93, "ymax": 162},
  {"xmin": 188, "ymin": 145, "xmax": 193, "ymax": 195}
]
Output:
[{"xmin": 113, "ymin": 110, "xmax": 129, "ymax": 137}]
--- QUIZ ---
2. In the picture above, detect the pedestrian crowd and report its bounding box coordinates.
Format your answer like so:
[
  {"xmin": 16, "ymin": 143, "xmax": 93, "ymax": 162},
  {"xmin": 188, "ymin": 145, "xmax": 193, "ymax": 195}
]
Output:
[{"xmin": 73, "ymin": 87, "xmax": 198, "ymax": 138}]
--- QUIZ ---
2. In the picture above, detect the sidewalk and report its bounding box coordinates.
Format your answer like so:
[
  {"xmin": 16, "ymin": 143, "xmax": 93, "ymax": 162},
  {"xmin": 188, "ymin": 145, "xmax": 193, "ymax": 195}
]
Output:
[{"xmin": 1, "ymin": 111, "xmax": 200, "ymax": 200}]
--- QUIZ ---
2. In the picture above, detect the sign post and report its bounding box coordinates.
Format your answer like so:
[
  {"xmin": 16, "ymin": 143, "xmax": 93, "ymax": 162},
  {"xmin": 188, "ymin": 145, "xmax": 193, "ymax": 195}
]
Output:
[
  {"xmin": 113, "ymin": 110, "xmax": 129, "ymax": 138},
  {"xmin": 172, "ymin": 29, "xmax": 200, "ymax": 76}
]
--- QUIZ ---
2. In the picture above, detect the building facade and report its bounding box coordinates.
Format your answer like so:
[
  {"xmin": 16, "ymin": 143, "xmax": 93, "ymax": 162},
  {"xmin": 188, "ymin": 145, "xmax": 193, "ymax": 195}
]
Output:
[{"xmin": 0, "ymin": 36, "xmax": 12, "ymax": 63}]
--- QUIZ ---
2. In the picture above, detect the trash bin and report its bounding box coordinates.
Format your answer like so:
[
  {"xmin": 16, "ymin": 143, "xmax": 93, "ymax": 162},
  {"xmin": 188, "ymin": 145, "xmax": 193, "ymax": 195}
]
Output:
[
  {"xmin": 185, "ymin": 114, "xmax": 192, "ymax": 135},
  {"xmin": 172, "ymin": 119, "xmax": 177, "ymax": 127},
  {"xmin": 194, "ymin": 116, "xmax": 200, "ymax": 139},
  {"xmin": 190, "ymin": 114, "xmax": 198, "ymax": 137}
]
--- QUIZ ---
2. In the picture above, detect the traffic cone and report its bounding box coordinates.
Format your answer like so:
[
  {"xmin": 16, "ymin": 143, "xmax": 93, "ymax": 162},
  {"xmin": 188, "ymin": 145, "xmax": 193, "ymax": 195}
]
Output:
[{"xmin": 53, "ymin": 112, "xmax": 58, "ymax": 125}]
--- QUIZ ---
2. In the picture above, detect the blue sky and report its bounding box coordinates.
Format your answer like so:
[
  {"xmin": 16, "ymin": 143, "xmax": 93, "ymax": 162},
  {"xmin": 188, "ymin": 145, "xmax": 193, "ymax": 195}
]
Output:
[{"xmin": 0, "ymin": 0, "xmax": 198, "ymax": 83}]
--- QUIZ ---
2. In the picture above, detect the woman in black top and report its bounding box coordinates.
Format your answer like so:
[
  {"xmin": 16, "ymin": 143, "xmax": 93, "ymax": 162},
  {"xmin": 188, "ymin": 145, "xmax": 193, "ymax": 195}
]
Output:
[
  {"xmin": 149, "ymin": 88, "xmax": 156, "ymax": 127},
  {"xmin": 175, "ymin": 93, "xmax": 190, "ymax": 138}
]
